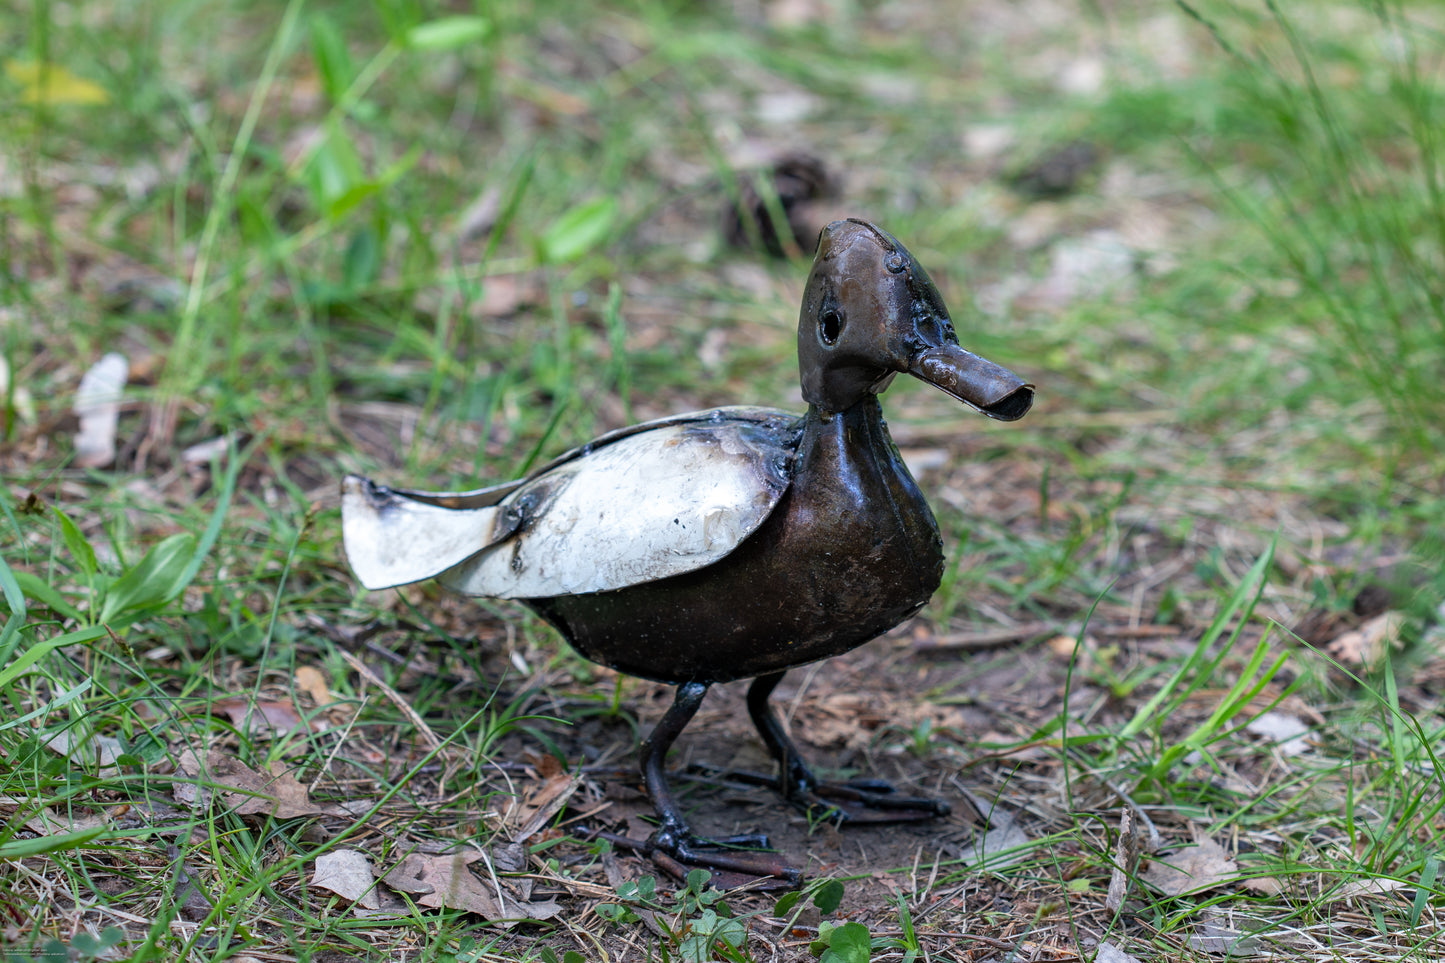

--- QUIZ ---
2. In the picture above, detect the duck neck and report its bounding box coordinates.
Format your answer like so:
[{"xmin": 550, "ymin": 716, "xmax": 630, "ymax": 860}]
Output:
[{"xmin": 797, "ymin": 395, "xmax": 925, "ymax": 513}]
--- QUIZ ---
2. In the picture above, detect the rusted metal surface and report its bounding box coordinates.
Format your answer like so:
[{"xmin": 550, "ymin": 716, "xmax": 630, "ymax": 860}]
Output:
[
  {"xmin": 340, "ymin": 218, "xmax": 1034, "ymax": 879},
  {"xmin": 530, "ymin": 398, "xmax": 946, "ymax": 683}
]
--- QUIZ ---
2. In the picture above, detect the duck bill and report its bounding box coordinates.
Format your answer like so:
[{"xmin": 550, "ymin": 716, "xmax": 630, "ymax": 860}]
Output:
[{"xmin": 910, "ymin": 344, "xmax": 1034, "ymax": 421}]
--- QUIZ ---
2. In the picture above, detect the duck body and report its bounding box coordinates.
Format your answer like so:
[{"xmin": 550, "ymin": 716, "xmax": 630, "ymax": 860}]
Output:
[
  {"xmin": 531, "ymin": 398, "xmax": 943, "ymax": 684},
  {"xmin": 341, "ymin": 219, "xmax": 1033, "ymax": 883}
]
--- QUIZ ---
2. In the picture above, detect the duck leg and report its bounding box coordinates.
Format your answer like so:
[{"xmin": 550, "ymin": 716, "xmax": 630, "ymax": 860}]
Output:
[
  {"xmin": 746, "ymin": 670, "xmax": 951, "ymax": 823},
  {"xmin": 603, "ymin": 681, "xmax": 800, "ymax": 884}
]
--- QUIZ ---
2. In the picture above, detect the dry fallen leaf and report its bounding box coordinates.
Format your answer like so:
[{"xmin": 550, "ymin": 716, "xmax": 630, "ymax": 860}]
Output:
[
  {"xmin": 294, "ymin": 666, "xmax": 334, "ymax": 707},
  {"xmin": 1241, "ymin": 876, "xmax": 1284, "ymax": 896},
  {"xmin": 312, "ymin": 850, "xmax": 380, "ymax": 909},
  {"xmin": 1331, "ymin": 876, "xmax": 1409, "ymax": 902},
  {"xmin": 1326, "ymin": 611, "xmax": 1406, "ymax": 666},
  {"xmin": 383, "ymin": 852, "xmax": 561, "ymax": 927},
  {"xmin": 72, "ymin": 352, "xmax": 128, "ymax": 468},
  {"xmin": 1106, "ymin": 807, "xmax": 1143, "ymax": 912},
  {"xmin": 510, "ymin": 761, "xmax": 582, "ymax": 844},
  {"xmin": 1188, "ymin": 917, "xmax": 1262, "ymax": 956},
  {"xmin": 210, "ymin": 697, "xmax": 312, "ymax": 736},
  {"xmin": 18, "ymin": 805, "xmax": 108, "ymax": 838},
  {"xmin": 959, "ymin": 817, "xmax": 1032, "ymax": 870},
  {"xmin": 173, "ymin": 750, "xmax": 337, "ymax": 818},
  {"xmin": 45, "ymin": 730, "xmax": 125, "ymax": 772},
  {"xmin": 1094, "ymin": 942, "xmax": 1145, "ymax": 963},
  {"xmin": 1142, "ymin": 836, "xmax": 1237, "ymax": 896},
  {"xmin": 1245, "ymin": 710, "xmax": 1312, "ymax": 757}
]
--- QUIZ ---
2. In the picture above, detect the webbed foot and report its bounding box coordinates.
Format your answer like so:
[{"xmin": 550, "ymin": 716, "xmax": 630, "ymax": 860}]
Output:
[
  {"xmin": 745, "ymin": 671, "xmax": 954, "ymax": 827},
  {"xmin": 689, "ymin": 765, "xmax": 949, "ymax": 825},
  {"xmin": 582, "ymin": 824, "xmax": 801, "ymax": 889},
  {"xmin": 797, "ymin": 777, "xmax": 951, "ymax": 825},
  {"xmin": 616, "ymin": 681, "xmax": 801, "ymax": 889}
]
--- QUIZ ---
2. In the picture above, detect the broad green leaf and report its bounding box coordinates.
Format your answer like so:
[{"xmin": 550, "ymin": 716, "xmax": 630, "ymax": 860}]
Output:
[
  {"xmin": 774, "ymin": 890, "xmax": 802, "ymax": 914},
  {"xmin": 0, "ymin": 548, "xmax": 23, "ymax": 618},
  {"xmin": 68, "ymin": 927, "xmax": 125, "ymax": 957},
  {"xmin": 323, "ymin": 144, "xmax": 417, "ymax": 223},
  {"xmin": 813, "ymin": 878, "xmax": 846, "ymax": 914},
  {"xmin": 820, "ymin": 921, "xmax": 872, "ymax": 963},
  {"xmin": 11, "ymin": 571, "xmax": 83, "ymax": 622},
  {"xmin": 0, "ymin": 624, "xmax": 108, "ymax": 688},
  {"xmin": 343, "ymin": 226, "xmax": 380, "ymax": 290},
  {"xmin": 310, "ymin": 14, "xmax": 354, "ymax": 104},
  {"xmin": 326, "ymin": 181, "xmax": 383, "ymax": 222},
  {"xmin": 52, "ymin": 507, "xmax": 96, "ymax": 579},
  {"xmin": 0, "ymin": 551, "xmax": 25, "ymax": 665},
  {"xmin": 0, "ymin": 827, "xmax": 105, "ymax": 859},
  {"xmin": 405, "ymin": 16, "xmax": 490, "ymax": 51},
  {"xmin": 5, "ymin": 60, "xmax": 109, "ymax": 105},
  {"xmin": 538, "ymin": 197, "xmax": 618, "ymax": 265},
  {"xmin": 304, "ymin": 122, "xmax": 367, "ymax": 218},
  {"xmin": 100, "ymin": 533, "xmax": 196, "ymax": 624}
]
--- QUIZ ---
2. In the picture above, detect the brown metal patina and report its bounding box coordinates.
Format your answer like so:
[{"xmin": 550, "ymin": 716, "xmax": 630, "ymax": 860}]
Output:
[
  {"xmin": 342, "ymin": 219, "xmax": 1033, "ymax": 885},
  {"xmin": 534, "ymin": 221, "xmax": 1033, "ymax": 882}
]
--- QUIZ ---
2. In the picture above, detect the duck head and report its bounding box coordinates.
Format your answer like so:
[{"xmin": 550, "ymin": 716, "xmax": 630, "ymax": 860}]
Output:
[{"xmin": 798, "ymin": 219, "xmax": 1034, "ymax": 419}]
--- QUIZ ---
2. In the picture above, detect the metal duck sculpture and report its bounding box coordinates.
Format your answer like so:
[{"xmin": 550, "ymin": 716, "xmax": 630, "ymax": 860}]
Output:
[{"xmin": 341, "ymin": 219, "xmax": 1033, "ymax": 882}]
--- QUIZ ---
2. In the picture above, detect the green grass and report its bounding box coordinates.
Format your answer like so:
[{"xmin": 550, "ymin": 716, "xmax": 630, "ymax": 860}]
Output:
[{"xmin": 3, "ymin": 0, "xmax": 1445, "ymax": 959}]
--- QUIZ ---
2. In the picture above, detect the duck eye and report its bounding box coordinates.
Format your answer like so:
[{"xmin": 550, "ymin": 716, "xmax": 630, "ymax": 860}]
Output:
[
  {"xmin": 885, "ymin": 253, "xmax": 906, "ymax": 274},
  {"xmin": 819, "ymin": 307, "xmax": 844, "ymax": 345}
]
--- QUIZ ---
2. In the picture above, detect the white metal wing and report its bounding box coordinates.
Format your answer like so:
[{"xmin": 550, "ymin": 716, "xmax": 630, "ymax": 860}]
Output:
[{"xmin": 341, "ymin": 406, "xmax": 799, "ymax": 598}]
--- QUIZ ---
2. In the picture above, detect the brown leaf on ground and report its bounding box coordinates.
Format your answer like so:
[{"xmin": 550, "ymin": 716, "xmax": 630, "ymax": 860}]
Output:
[
  {"xmin": 312, "ymin": 850, "xmax": 380, "ymax": 909},
  {"xmin": 8, "ymin": 801, "xmax": 108, "ymax": 838},
  {"xmin": 173, "ymin": 750, "xmax": 337, "ymax": 818},
  {"xmin": 1105, "ymin": 807, "xmax": 1143, "ymax": 912},
  {"xmin": 1241, "ymin": 875, "xmax": 1284, "ymax": 896},
  {"xmin": 383, "ymin": 852, "xmax": 561, "ymax": 926},
  {"xmin": 509, "ymin": 758, "xmax": 582, "ymax": 844},
  {"xmin": 1332, "ymin": 876, "xmax": 1409, "ymax": 902},
  {"xmin": 806, "ymin": 691, "xmax": 896, "ymax": 750},
  {"xmin": 209, "ymin": 697, "xmax": 313, "ymax": 737},
  {"xmin": 1142, "ymin": 836, "xmax": 1237, "ymax": 896},
  {"xmin": 294, "ymin": 666, "xmax": 334, "ymax": 707},
  {"xmin": 45, "ymin": 730, "xmax": 125, "ymax": 772},
  {"xmin": 1188, "ymin": 916, "xmax": 1263, "ymax": 956},
  {"xmin": 959, "ymin": 817, "xmax": 1031, "ymax": 871},
  {"xmin": 1326, "ymin": 611, "xmax": 1406, "ymax": 665}
]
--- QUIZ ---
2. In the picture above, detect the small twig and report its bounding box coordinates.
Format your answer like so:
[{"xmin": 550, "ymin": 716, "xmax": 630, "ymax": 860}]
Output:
[
  {"xmin": 337, "ymin": 649, "xmax": 441, "ymax": 751},
  {"xmin": 915, "ymin": 621, "xmax": 1182, "ymax": 653},
  {"xmin": 512, "ymin": 774, "xmax": 583, "ymax": 844},
  {"xmin": 913, "ymin": 622, "xmax": 1055, "ymax": 652},
  {"xmin": 1099, "ymin": 778, "xmax": 1162, "ymax": 854}
]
